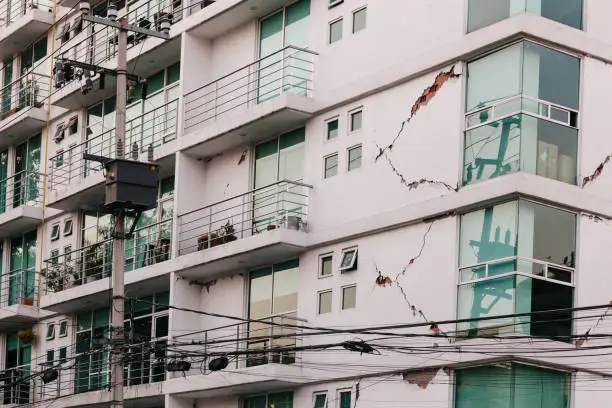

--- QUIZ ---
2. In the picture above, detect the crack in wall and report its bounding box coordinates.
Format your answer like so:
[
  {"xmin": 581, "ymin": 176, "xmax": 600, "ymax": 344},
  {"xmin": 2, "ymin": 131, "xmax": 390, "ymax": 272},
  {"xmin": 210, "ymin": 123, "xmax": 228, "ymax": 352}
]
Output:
[
  {"xmin": 582, "ymin": 155, "xmax": 612, "ymax": 187},
  {"xmin": 375, "ymin": 66, "xmax": 461, "ymax": 162},
  {"xmin": 576, "ymin": 301, "xmax": 612, "ymax": 347},
  {"xmin": 378, "ymin": 151, "xmax": 460, "ymax": 192}
]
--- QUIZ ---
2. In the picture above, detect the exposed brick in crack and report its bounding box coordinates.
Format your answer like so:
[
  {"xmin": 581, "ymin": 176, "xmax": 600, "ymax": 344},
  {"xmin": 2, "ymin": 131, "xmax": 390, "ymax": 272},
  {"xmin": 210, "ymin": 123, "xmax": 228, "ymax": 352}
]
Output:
[
  {"xmin": 582, "ymin": 155, "xmax": 612, "ymax": 187},
  {"xmin": 576, "ymin": 301, "xmax": 612, "ymax": 347},
  {"xmin": 375, "ymin": 66, "xmax": 462, "ymax": 162},
  {"xmin": 378, "ymin": 150, "xmax": 460, "ymax": 192}
]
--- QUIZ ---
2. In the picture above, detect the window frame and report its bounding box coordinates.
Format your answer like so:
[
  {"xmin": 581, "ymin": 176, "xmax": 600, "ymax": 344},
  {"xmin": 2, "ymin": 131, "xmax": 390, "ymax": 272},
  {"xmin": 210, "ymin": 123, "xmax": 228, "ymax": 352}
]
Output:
[
  {"xmin": 347, "ymin": 144, "xmax": 362, "ymax": 172},
  {"xmin": 317, "ymin": 290, "xmax": 333, "ymax": 315},
  {"xmin": 352, "ymin": 6, "xmax": 367, "ymax": 33},
  {"xmin": 46, "ymin": 323, "xmax": 56, "ymax": 340},
  {"xmin": 319, "ymin": 253, "xmax": 334, "ymax": 278},
  {"xmin": 325, "ymin": 116, "xmax": 339, "ymax": 141},
  {"xmin": 58, "ymin": 320, "xmax": 68, "ymax": 338},
  {"xmin": 329, "ymin": 18, "xmax": 343, "ymax": 44},
  {"xmin": 339, "ymin": 247, "xmax": 358, "ymax": 272},
  {"xmin": 50, "ymin": 223, "xmax": 60, "ymax": 241},
  {"xmin": 341, "ymin": 285, "xmax": 357, "ymax": 310},
  {"xmin": 63, "ymin": 218, "xmax": 73, "ymax": 236},
  {"xmin": 348, "ymin": 107, "xmax": 363, "ymax": 133},
  {"xmin": 329, "ymin": 0, "xmax": 343, "ymax": 8},
  {"xmin": 313, "ymin": 391, "xmax": 328, "ymax": 408},
  {"xmin": 337, "ymin": 389, "xmax": 352, "ymax": 408},
  {"xmin": 324, "ymin": 153, "xmax": 339, "ymax": 179}
]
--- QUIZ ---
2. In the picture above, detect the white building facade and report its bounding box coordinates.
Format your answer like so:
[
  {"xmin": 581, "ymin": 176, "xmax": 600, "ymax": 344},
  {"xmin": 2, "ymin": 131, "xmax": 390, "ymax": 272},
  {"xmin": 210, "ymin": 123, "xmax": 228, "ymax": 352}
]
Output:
[{"xmin": 0, "ymin": 0, "xmax": 611, "ymax": 407}]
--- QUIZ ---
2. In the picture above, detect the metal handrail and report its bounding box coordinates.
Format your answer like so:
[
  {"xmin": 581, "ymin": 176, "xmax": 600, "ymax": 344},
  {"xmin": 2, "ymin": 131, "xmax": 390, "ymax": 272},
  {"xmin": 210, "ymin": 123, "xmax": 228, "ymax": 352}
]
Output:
[{"xmin": 0, "ymin": 0, "xmax": 53, "ymax": 28}]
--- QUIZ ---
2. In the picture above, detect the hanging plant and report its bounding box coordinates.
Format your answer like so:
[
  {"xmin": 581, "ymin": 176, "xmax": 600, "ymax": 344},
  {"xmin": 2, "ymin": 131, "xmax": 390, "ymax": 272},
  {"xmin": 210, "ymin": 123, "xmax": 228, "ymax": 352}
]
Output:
[{"xmin": 17, "ymin": 328, "xmax": 35, "ymax": 344}]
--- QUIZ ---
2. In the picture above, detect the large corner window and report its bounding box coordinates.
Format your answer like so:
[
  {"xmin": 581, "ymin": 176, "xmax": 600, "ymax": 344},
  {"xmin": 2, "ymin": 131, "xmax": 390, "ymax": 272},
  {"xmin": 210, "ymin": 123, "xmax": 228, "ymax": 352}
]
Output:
[
  {"xmin": 455, "ymin": 364, "xmax": 570, "ymax": 408},
  {"xmin": 464, "ymin": 41, "xmax": 579, "ymax": 186},
  {"xmin": 75, "ymin": 308, "xmax": 110, "ymax": 394},
  {"xmin": 467, "ymin": 0, "xmax": 582, "ymax": 32},
  {"xmin": 4, "ymin": 331, "xmax": 32, "ymax": 404},
  {"xmin": 458, "ymin": 200, "xmax": 575, "ymax": 340},
  {"xmin": 248, "ymin": 260, "xmax": 298, "ymax": 367}
]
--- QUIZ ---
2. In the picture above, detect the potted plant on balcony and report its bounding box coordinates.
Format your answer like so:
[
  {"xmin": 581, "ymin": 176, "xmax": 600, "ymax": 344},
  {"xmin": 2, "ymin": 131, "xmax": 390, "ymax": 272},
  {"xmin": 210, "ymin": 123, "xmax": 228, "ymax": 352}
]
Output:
[
  {"xmin": 41, "ymin": 266, "xmax": 66, "ymax": 292},
  {"xmin": 17, "ymin": 328, "xmax": 35, "ymax": 344}
]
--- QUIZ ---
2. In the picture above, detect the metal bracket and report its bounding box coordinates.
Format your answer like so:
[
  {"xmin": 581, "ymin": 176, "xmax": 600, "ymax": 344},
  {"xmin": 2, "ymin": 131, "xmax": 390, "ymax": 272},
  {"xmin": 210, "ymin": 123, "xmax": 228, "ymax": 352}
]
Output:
[
  {"xmin": 58, "ymin": 58, "xmax": 141, "ymax": 82},
  {"xmin": 112, "ymin": 208, "xmax": 143, "ymax": 240}
]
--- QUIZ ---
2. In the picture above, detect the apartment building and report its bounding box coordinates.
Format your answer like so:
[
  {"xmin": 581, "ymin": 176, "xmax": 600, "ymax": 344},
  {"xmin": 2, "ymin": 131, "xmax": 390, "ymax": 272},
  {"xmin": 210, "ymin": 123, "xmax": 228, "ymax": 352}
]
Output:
[{"xmin": 0, "ymin": 0, "xmax": 610, "ymax": 407}]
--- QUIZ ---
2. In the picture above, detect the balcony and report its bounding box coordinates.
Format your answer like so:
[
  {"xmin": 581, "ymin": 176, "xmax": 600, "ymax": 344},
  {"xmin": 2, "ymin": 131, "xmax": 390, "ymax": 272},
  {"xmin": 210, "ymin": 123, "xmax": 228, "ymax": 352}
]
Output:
[
  {"xmin": 181, "ymin": 46, "xmax": 316, "ymax": 158},
  {"xmin": 177, "ymin": 180, "xmax": 311, "ymax": 279},
  {"xmin": 0, "ymin": 171, "xmax": 44, "ymax": 239},
  {"xmin": 166, "ymin": 312, "xmax": 308, "ymax": 398},
  {"xmin": 41, "ymin": 218, "xmax": 174, "ymax": 313},
  {"xmin": 0, "ymin": 72, "xmax": 49, "ymax": 148},
  {"xmin": 0, "ymin": 366, "xmax": 32, "ymax": 405},
  {"xmin": 47, "ymin": 100, "xmax": 178, "ymax": 211},
  {"xmin": 0, "ymin": 269, "xmax": 42, "ymax": 330},
  {"xmin": 51, "ymin": 0, "xmax": 182, "ymax": 109},
  {"xmin": 37, "ymin": 340, "xmax": 166, "ymax": 408},
  {"xmin": 0, "ymin": 0, "xmax": 53, "ymax": 61}
]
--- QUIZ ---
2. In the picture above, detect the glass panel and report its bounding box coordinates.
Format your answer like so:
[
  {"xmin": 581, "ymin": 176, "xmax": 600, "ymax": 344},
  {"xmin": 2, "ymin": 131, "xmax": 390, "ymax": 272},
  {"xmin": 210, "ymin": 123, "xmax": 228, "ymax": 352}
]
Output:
[
  {"xmin": 324, "ymin": 155, "xmax": 338, "ymax": 178},
  {"xmin": 340, "ymin": 392, "xmax": 351, "ymax": 408},
  {"xmin": 457, "ymin": 275, "xmax": 516, "ymax": 335},
  {"xmin": 321, "ymin": 256, "xmax": 332, "ymax": 276},
  {"xmin": 167, "ymin": 62, "xmax": 180, "ymax": 84},
  {"xmin": 517, "ymin": 201, "xmax": 576, "ymax": 267},
  {"xmin": 466, "ymin": 43, "xmax": 522, "ymax": 112},
  {"xmin": 269, "ymin": 392, "xmax": 293, "ymax": 408},
  {"xmin": 455, "ymin": 365, "xmax": 513, "ymax": 408},
  {"xmin": 342, "ymin": 286, "xmax": 356, "ymax": 309},
  {"xmin": 259, "ymin": 11, "xmax": 284, "ymax": 102},
  {"xmin": 467, "ymin": 0, "xmax": 512, "ymax": 33},
  {"xmin": 329, "ymin": 19, "xmax": 343, "ymax": 43},
  {"xmin": 249, "ymin": 268, "xmax": 273, "ymax": 319},
  {"xmin": 284, "ymin": 0, "xmax": 310, "ymax": 48},
  {"xmin": 353, "ymin": 8, "xmax": 366, "ymax": 32},
  {"xmin": 327, "ymin": 119, "xmax": 338, "ymax": 139},
  {"xmin": 460, "ymin": 265, "xmax": 486, "ymax": 282},
  {"xmin": 244, "ymin": 396, "xmax": 267, "ymax": 408},
  {"xmin": 514, "ymin": 364, "xmax": 570, "ymax": 408},
  {"xmin": 318, "ymin": 291, "xmax": 332, "ymax": 314},
  {"xmin": 155, "ymin": 315, "xmax": 169, "ymax": 338},
  {"xmin": 348, "ymin": 146, "xmax": 362, "ymax": 171},
  {"xmin": 459, "ymin": 202, "xmax": 518, "ymax": 267},
  {"xmin": 272, "ymin": 262, "xmax": 298, "ymax": 314},
  {"xmin": 530, "ymin": 0, "xmax": 582, "ymax": 30}
]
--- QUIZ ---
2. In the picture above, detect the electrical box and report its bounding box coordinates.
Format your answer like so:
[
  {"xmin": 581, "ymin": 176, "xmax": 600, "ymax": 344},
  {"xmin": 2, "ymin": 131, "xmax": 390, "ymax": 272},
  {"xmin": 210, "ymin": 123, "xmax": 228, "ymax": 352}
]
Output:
[{"xmin": 104, "ymin": 159, "xmax": 160, "ymax": 211}]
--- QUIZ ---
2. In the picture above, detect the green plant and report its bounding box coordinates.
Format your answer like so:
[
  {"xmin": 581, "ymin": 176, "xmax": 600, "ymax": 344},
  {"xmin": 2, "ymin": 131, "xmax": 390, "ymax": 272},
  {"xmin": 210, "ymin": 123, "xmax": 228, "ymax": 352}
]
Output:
[{"xmin": 17, "ymin": 328, "xmax": 34, "ymax": 344}]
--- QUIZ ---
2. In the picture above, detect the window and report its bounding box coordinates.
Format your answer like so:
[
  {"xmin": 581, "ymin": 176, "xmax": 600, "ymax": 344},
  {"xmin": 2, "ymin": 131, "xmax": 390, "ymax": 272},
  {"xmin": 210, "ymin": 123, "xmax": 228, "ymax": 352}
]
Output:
[
  {"xmin": 329, "ymin": 19, "xmax": 343, "ymax": 44},
  {"xmin": 46, "ymin": 350, "xmax": 54, "ymax": 366},
  {"xmin": 347, "ymin": 145, "xmax": 362, "ymax": 171},
  {"xmin": 318, "ymin": 290, "xmax": 332, "ymax": 314},
  {"xmin": 9, "ymin": 232, "xmax": 36, "ymax": 306},
  {"xmin": 338, "ymin": 390, "xmax": 351, "ymax": 408},
  {"xmin": 349, "ymin": 109, "xmax": 362, "ymax": 132},
  {"xmin": 68, "ymin": 116, "xmax": 78, "ymax": 134},
  {"xmin": 455, "ymin": 364, "xmax": 570, "ymax": 408},
  {"xmin": 467, "ymin": 0, "xmax": 582, "ymax": 33},
  {"xmin": 248, "ymin": 260, "xmax": 298, "ymax": 366},
  {"xmin": 59, "ymin": 320, "xmax": 68, "ymax": 337},
  {"xmin": 324, "ymin": 154, "xmax": 339, "ymax": 179},
  {"xmin": 5, "ymin": 331, "xmax": 32, "ymax": 404},
  {"xmin": 458, "ymin": 200, "xmax": 575, "ymax": 340},
  {"xmin": 63, "ymin": 219, "xmax": 73, "ymax": 236},
  {"xmin": 73, "ymin": 16, "xmax": 83, "ymax": 34},
  {"xmin": 464, "ymin": 41, "xmax": 579, "ymax": 186},
  {"xmin": 329, "ymin": 0, "xmax": 343, "ymax": 8},
  {"xmin": 342, "ymin": 286, "xmax": 357, "ymax": 310},
  {"xmin": 326, "ymin": 118, "xmax": 339, "ymax": 140},
  {"xmin": 314, "ymin": 393, "xmax": 327, "ymax": 408},
  {"xmin": 19, "ymin": 37, "xmax": 47, "ymax": 76},
  {"xmin": 60, "ymin": 22, "xmax": 71, "ymax": 43},
  {"xmin": 50, "ymin": 249, "xmax": 60, "ymax": 264},
  {"xmin": 353, "ymin": 7, "xmax": 367, "ymax": 33},
  {"xmin": 59, "ymin": 347, "xmax": 67, "ymax": 364},
  {"xmin": 75, "ymin": 308, "xmax": 110, "ymax": 394},
  {"xmin": 244, "ymin": 392, "xmax": 294, "ymax": 408},
  {"xmin": 56, "ymin": 150, "xmax": 64, "ymax": 168},
  {"xmin": 54, "ymin": 123, "xmax": 65, "ymax": 142},
  {"xmin": 319, "ymin": 254, "xmax": 333, "ymax": 277},
  {"xmin": 46, "ymin": 323, "xmax": 55, "ymax": 340},
  {"xmin": 339, "ymin": 247, "xmax": 358, "ymax": 272},
  {"xmin": 50, "ymin": 224, "xmax": 60, "ymax": 241},
  {"xmin": 63, "ymin": 246, "xmax": 72, "ymax": 262}
]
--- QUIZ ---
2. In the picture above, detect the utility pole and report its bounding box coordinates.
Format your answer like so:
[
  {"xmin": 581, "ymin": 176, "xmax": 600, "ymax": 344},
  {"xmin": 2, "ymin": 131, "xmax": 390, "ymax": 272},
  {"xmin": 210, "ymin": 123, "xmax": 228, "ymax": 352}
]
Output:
[{"xmin": 65, "ymin": 4, "xmax": 171, "ymax": 407}]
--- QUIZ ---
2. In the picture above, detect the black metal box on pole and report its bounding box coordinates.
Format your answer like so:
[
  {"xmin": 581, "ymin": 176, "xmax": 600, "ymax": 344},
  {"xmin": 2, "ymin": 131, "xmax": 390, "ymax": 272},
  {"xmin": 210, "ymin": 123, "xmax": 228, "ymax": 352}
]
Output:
[{"xmin": 104, "ymin": 158, "xmax": 160, "ymax": 211}]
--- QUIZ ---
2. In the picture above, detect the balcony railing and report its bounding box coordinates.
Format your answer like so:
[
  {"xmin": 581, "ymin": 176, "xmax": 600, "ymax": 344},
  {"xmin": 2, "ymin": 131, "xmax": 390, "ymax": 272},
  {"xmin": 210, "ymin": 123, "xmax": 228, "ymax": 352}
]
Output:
[
  {"xmin": 172, "ymin": 311, "xmax": 304, "ymax": 374},
  {"xmin": 0, "ymin": 0, "xmax": 53, "ymax": 29},
  {"xmin": 55, "ymin": 0, "xmax": 182, "ymax": 84},
  {"xmin": 48, "ymin": 99, "xmax": 178, "ymax": 191},
  {"xmin": 0, "ymin": 366, "xmax": 32, "ymax": 405},
  {"xmin": 0, "ymin": 268, "xmax": 37, "ymax": 307},
  {"xmin": 183, "ymin": 45, "xmax": 316, "ymax": 133},
  {"xmin": 0, "ymin": 170, "xmax": 44, "ymax": 213},
  {"xmin": 178, "ymin": 180, "xmax": 311, "ymax": 256},
  {"xmin": 42, "ymin": 218, "xmax": 173, "ymax": 294},
  {"xmin": 0, "ymin": 72, "xmax": 49, "ymax": 121},
  {"xmin": 187, "ymin": 0, "xmax": 215, "ymax": 16}
]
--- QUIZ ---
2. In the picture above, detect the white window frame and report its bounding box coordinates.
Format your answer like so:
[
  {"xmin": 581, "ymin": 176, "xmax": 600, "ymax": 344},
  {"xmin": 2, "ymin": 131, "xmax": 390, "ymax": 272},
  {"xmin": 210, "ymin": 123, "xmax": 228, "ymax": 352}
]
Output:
[
  {"xmin": 339, "ymin": 247, "xmax": 358, "ymax": 272},
  {"xmin": 348, "ymin": 107, "xmax": 363, "ymax": 134},
  {"xmin": 50, "ymin": 223, "xmax": 60, "ymax": 241},
  {"xmin": 318, "ymin": 290, "xmax": 333, "ymax": 315},
  {"xmin": 337, "ymin": 389, "xmax": 352, "ymax": 408},
  {"xmin": 352, "ymin": 6, "xmax": 367, "ymax": 34},
  {"xmin": 342, "ymin": 285, "xmax": 357, "ymax": 310},
  {"xmin": 313, "ymin": 391, "xmax": 328, "ymax": 408},
  {"xmin": 46, "ymin": 323, "xmax": 56, "ymax": 340},
  {"xmin": 63, "ymin": 218, "xmax": 73, "ymax": 236},
  {"xmin": 68, "ymin": 115, "xmax": 78, "ymax": 135},
  {"xmin": 325, "ymin": 116, "xmax": 340, "ymax": 141},
  {"xmin": 347, "ymin": 144, "xmax": 363, "ymax": 172},
  {"xmin": 58, "ymin": 320, "xmax": 68, "ymax": 337},
  {"xmin": 324, "ymin": 153, "xmax": 339, "ymax": 179},
  {"xmin": 319, "ymin": 253, "xmax": 334, "ymax": 278},
  {"xmin": 329, "ymin": 18, "xmax": 343, "ymax": 44}
]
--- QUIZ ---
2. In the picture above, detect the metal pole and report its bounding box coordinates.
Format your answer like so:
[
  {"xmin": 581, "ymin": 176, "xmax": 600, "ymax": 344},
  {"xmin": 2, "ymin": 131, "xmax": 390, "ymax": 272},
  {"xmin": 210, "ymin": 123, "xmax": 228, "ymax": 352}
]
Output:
[{"xmin": 110, "ymin": 19, "xmax": 128, "ymax": 408}]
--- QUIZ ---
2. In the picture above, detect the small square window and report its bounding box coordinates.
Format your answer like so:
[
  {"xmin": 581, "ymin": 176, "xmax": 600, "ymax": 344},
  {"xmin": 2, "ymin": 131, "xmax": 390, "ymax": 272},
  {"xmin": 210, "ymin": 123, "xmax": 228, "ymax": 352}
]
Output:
[
  {"xmin": 318, "ymin": 290, "xmax": 332, "ymax": 314},
  {"xmin": 46, "ymin": 349, "xmax": 54, "ymax": 365},
  {"xmin": 348, "ymin": 145, "xmax": 362, "ymax": 172},
  {"xmin": 46, "ymin": 323, "xmax": 56, "ymax": 340},
  {"xmin": 63, "ymin": 219, "xmax": 73, "ymax": 236},
  {"xmin": 68, "ymin": 116, "xmax": 78, "ymax": 134},
  {"xmin": 314, "ymin": 393, "xmax": 327, "ymax": 408},
  {"xmin": 326, "ymin": 118, "xmax": 339, "ymax": 140},
  {"xmin": 59, "ymin": 347, "xmax": 67, "ymax": 364},
  {"xmin": 329, "ymin": 19, "xmax": 343, "ymax": 44},
  {"xmin": 342, "ymin": 286, "xmax": 357, "ymax": 310},
  {"xmin": 339, "ymin": 247, "xmax": 358, "ymax": 272},
  {"xmin": 59, "ymin": 320, "xmax": 68, "ymax": 337},
  {"xmin": 320, "ymin": 254, "xmax": 333, "ymax": 277},
  {"xmin": 353, "ymin": 7, "xmax": 367, "ymax": 33},
  {"xmin": 50, "ymin": 249, "xmax": 60, "ymax": 264},
  {"xmin": 50, "ymin": 224, "xmax": 60, "ymax": 241},
  {"xmin": 324, "ymin": 154, "xmax": 339, "ymax": 179},
  {"xmin": 350, "ymin": 110, "xmax": 363, "ymax": 132}
]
